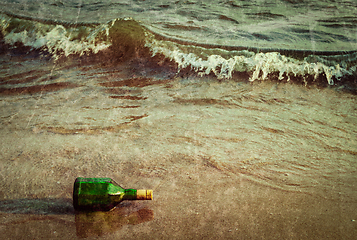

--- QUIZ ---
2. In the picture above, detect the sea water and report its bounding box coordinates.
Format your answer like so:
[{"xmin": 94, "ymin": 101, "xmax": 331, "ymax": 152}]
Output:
[{"xmin": 0, "ymin": 1, "xmax": 356, "ymax": 239}]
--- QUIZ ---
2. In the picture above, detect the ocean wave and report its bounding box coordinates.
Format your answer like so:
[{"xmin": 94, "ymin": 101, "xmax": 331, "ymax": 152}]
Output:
[
  {"xmin": 0, "ymin": 13, "xmax": 113, "ymax": 58},
  {"xmin": 1, "ymin": 12, "xmax": 356, "ymax": 86},
  {"xmin": 146, "ymin": 35, "xmax": 356, "ymax": 85}
]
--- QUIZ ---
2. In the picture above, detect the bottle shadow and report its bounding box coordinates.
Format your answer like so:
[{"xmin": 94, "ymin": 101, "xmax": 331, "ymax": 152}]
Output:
[
  {"xmin": 0, "ymin": 198, "xmax": 154, "ymax": 238},
  {"xmin": 0, "ymin": 198, "xmax": 74, "ymax": 215}
]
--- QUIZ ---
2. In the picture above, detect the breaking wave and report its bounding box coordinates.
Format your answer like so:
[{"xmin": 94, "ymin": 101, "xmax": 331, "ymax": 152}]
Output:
[{"xmin": 1, "ymin": 12, "xmax": 356, "ymax": 85}]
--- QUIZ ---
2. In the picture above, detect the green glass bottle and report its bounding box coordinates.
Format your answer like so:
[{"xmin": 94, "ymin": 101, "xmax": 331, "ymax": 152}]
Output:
[{"xmin": 73, "ymin": 177, "xmax": 153, "ymax": 211}]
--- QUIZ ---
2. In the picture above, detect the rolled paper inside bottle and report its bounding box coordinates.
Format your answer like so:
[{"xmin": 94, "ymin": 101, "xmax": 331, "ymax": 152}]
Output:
[{"xmin": 136, "ymin": 189, "xmax": 153, "ymax": 200}]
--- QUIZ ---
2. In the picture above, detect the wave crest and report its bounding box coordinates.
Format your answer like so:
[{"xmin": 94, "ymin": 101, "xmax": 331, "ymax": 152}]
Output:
[
  {"xmin": 1, "ymin": 12, "xmax": 356, "ymax": 86},
  {"xmin": 0, "ymin": 13, "xmax": 113, "ymax": 59},
  {"xmin": 0, "ymin": 13, "xmax": 148, "ymax": 60},
  {"xmin": 146, "ymin": 37, "xmax": 356, "ymax": 85}
]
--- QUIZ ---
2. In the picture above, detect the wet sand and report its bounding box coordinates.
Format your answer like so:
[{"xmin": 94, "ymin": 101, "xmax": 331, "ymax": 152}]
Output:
[{"xmin": 0, "ymin": 127, "xmax": 356, "ymax": 240}]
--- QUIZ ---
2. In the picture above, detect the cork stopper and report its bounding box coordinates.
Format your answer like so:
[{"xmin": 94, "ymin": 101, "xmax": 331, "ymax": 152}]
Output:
[{"xmin": 136, "ymin": 189, "xmax": 153, "ymax": 200}]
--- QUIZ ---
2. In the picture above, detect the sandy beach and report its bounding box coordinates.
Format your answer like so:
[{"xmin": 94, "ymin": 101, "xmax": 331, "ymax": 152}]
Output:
[{"xmin": 1, "ymin": 105, "xmax": 356, "ymax": 239}]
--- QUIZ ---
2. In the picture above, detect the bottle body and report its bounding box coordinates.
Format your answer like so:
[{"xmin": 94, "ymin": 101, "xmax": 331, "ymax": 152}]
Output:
[{"xmin": 73, "ymin": 177, "xmax": 152, "ymax": 211}]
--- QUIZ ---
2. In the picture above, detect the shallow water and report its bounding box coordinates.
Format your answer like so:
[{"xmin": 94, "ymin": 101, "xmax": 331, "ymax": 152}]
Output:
[{"xmin": 1, "ymin": 0, "xmax": 357, "ymax": 239}]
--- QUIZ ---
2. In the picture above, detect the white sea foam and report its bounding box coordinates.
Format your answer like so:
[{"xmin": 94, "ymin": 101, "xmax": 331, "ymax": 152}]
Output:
[
  {"xmin": 146, "ymin": 37, "xmax": 352, "ymax": 85},
  {"xmin": 1, "ymin": 14, "xmax": 111, "ymax": 59}
]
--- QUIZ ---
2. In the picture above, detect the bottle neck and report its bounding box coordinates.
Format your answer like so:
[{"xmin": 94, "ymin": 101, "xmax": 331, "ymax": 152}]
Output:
[{"xmin": 122, "ymin": 189, "xmax": 137, "ymax": 200}]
